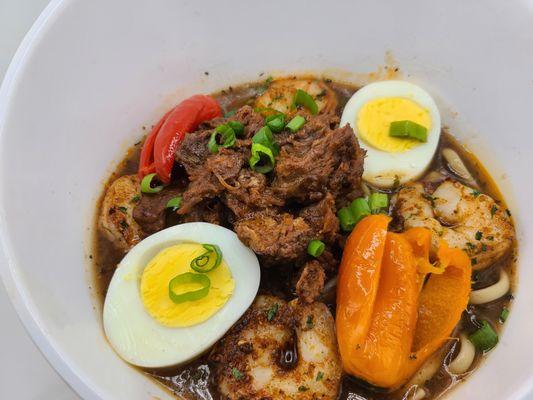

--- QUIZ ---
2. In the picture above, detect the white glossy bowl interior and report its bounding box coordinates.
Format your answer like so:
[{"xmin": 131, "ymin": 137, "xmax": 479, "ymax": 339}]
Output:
[{"xmin": 1, "ymin": 0, "xmax": 532, "ymax": 399}]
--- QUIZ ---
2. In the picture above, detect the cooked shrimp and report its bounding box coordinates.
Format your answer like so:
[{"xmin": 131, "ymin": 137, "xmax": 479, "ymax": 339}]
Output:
[
  {"xmin": 394, "ymin": 180, "xmax": 514, "ymax": 269},
  {"xmin": 255, "ymin": 78, "xmax": 337, "ymax": 115},
  {"xmin": 211, "ymin": 295, "xmax": 342, "ymax": 400},
  {"xmin": 99, "ymin": 174, "xmax": 144, "ymax": 251}
]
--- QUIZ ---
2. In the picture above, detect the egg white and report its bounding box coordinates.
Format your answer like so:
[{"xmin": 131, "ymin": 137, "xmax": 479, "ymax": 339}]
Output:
[
  {"xmin": 103, "ymin": 222, "xmax": 260, "ymax": 369},
  {"xmin": 340, "ymin": 80, "xmax": 441, "ymax": 188}
]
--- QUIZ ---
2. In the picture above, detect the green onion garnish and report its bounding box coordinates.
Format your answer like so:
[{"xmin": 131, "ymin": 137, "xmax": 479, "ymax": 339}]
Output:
[
  {"xmin": 168, "ymin": 272, "xmax": 211, "ymax": 304},
  {"xmin": 286, "ymin": 115, "xmax": 306, "ymax": 132},
  {"xmin": 190, "ymin": 244, "xmax": 223, "ymax": 273},
  {"xmin": 227, "ymin": 120, "xmax": 245, "ymax": 136},
  {"xmin": 350, "ymin": 198, "xmax": 371, "ymax": 224},
  {"xmin": 249, "ymin": 142, "xmax": 275, "ymax": 173},
  {"xmin": 141, "ymin": 173, "xmax": 164, "ymax": 194},
  {"xmin": 293, "ymin": 89, "xmax": 318, "ymax": 115},
  {"xmin": 316, "ymin": 371, "xmax": 324, "ymax": 381},
  {"xmin": 265, "ymin": 113, "xmax": 286, "ymax": 133},
  {"xmin": 307, "ymin": 240, "xmax": 325, "ymax": 258},
  {"xmin": 337, "ymin": 206, "xmax": 356, "ymax": 232},
  {"xmin": 389, "ymin": 120, "xmax": 428, "ymax": 142},
  {"xmin": 208, "ymin": 124, "xmax": 236, "ymax": 153},
  {"xmin": 368, "ymin": 192, "xmax": 389, "ymax": 214},
  {"xmin": 252, "ymin": 126, "xmax": 275, "ymax": 146},
  {"xmin": 469, "ymin": 320, "xmax": 499, "ymax": 352},
  {"xmin": 224, "ymin": 110, "xmax": 236, "ymax": 118},
  {"xmin": 500, "ymin": 308, "xmax": 510, "ymax": 323},
  {"xmin": 166, "ymin": 196, "xmax": 182, "ymax": 211}
]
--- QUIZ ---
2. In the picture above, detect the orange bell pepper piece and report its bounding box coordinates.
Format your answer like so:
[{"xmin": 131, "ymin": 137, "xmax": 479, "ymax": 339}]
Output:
[
  {"xmin": 336, "ymin": 217, "xmax": 472, "ymax": 389},
  {"xmin": 336, "ymin": 214, "xmax": 391, "ymax": 376},
  {"xmin": 401, "ymin": 241, "xmax": 472, "ymax": 379}
]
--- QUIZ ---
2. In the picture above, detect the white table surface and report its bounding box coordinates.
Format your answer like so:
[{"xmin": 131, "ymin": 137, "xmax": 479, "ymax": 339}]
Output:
[{"xmin": 0, "ymin": 0, "xmax": 79, "ymax": 398}]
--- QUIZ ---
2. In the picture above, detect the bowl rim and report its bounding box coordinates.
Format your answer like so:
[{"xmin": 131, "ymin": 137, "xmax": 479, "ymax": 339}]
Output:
[{"xmin": 0, "ymin": 0, "xmax": 100, "ymax": 398}]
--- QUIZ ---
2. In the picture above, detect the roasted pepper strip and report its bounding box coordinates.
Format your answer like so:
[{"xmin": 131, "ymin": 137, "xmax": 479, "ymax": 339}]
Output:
[
  {"xmin": 139, "ymin": 95, "xmax": 222, "ymax": 183},
  {"xmin": 336, "ymin": 215, "xmax": 391, "ymax": 377},
  {"xmin": 336, "ymin": 219, "xmax": 472, "ymax": 389},
  {"xmin": 345, "ymin": 232, "xmax": 420, "ymax": 388},
  {"xmin": 402, "ymin": 241, "xmax": 472, "ymax": 378}
]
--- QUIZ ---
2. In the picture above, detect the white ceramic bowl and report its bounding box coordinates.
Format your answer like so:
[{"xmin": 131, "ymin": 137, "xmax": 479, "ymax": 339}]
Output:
[{"xmin": 1, "ymin": 0, "xmax": 532, "ymax": 399}]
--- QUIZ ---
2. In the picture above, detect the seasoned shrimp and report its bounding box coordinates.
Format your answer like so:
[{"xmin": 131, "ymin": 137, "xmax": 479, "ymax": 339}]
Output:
[
  {"xmin": 255, "ymin": 78, "xmax": 337, "ymax": 115},
  {"xmin": 394, "ymin": 180, "xmax": 514, "ymax": 269},
  {"xmin": 211, "ymin": 295, "xmax": 342, "ymax": 400},
  {"xmin": 99, "ymin": 174, "xmax": 144, "ymax": 251}
]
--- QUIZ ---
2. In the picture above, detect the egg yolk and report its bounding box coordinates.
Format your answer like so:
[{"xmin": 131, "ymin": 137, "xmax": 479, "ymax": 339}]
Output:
[
  {"xmin": 140, "ymin": 243, "xmax": 234, "ymax": 327},
  {"xmin": 357, "ymin": 97, "xmax": 431, "ymax": 152}
]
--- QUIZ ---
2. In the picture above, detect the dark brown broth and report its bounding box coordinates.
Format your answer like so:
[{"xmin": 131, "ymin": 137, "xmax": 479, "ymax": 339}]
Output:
[{"xmin": 92, "ymin": 77, "xmax": 516, "ymax": 400}]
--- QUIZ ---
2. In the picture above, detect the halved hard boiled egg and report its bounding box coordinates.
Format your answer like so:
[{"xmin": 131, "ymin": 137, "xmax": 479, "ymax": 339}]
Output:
[
  {"xmin": 103, "ymin": 222, "xmax": 260, "ymax": 368},
  {"xmin": 341, "ymin": 81, "xmax": 441, "ymax": 188}
]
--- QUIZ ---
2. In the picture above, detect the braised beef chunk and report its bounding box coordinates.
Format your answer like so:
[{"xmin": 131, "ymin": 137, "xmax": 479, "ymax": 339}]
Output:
[
  {"xmin": 272, "ymin": 116, "xmax": 365, "ymax": 206},
  {"xmin": 295, "ymin": 260, "xmax": 326, "ymax": 303},
  {"xmin": 180, "ymin": 200, "xmax": 225, "ymax": 225},
  {"xmin": 137, "ymin": 104, "xmax": 364, "ymax": 266},
  {"xmin": 224, "ymin": 169, "xmax": 284, "ymax": 219},
  {"xmin": 133, "ymin": 187, "xmax": 182, "ymax": 233},
  {"xmin": 174, "ymin": 129, "xmax": 211, "ymax": 175},
  {"xmin": 234, "ymin": 212, "xmax": 314, "ymax": 265},
  {"xmin": 299, "ymin": 193, "xmax": 339, "ymax": 244},
  {"xmin": 178, "ymin": 149, "xmax": 245, "ymax": 214}
]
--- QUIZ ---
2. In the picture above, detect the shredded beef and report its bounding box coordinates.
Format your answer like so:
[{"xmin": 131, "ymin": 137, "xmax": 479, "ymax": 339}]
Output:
[
  {"xmin": 299, "ymin": 193, "xmax": 339, "ymax": 244},
  {"xmin": 272, "ymin": 115, "xmax": 365, "ymax": 206},
  {"xmin": 136, "ymin": 104, "xmax": 365, "ymax": 267},
  {"xmin": 234, "ymin": 212, "xmax": 314, "ymax": 266},
  {"xmin": 295, "ymin": 260, "xmax": 326, "ymax": 303},
  {"xmin": 133, "ymin": 187, "xmax": 182, "ymax": 233},
  {"xmin": 224, "ymin": 169, "xmax": 284, "ymax": 219}
]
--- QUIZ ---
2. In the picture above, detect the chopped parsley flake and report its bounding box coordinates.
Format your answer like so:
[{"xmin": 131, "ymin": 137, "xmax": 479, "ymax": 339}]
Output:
[
  {"xmin": 316, "ymin": 371, "xmax": 324, "ymax": 381},
  {"xmin": 267, "ymin": 303, "xmax": 279, "ymax": 322},
  {"xmin": 475, "ymin": 231, "xmax": 483, "ymax": 240},
  {"xmin": 231, "ymin": 368, "xmax": 244, "ymax": 380},
  {"xmin": 306, "ymin": 315, "xmax": 314, "ymax": 329},
  {"xmin": 298, "ymin": 386, "xmax": 309, "ymax": 392}
]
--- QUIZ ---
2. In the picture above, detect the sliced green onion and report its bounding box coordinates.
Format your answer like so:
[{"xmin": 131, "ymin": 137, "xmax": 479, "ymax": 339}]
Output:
[
  {"xmin": 337, "ymin": 206, "xmax": 356, "ymax": 232},
  {"xmin": 500, "ymin": 308, "xmax": 510, "ymax": 323},
  {"xmin": 252, "ymin": 126, "xmax": 274, "ymax": 146},
  {"xmin": 368, "ymin": 192, "xmax": 389, "ymax": 214},
  {"xmin": 227, "ymin": 120, "xmax": 245, "ymax": 136},
  {"xmin": 307, "ymin": 240, "xmax": 325, "ymax": 257},
  {"xmin": 350, "ymin": 198, "xmax": 371, "ymax": 224},
  {"xmin": 141, "ymin": 173, "xmax": 164, "ymax": 194},
  {"xmin": 389, "ymin": 120, "xmax": 428, "ymax": 142},
  {"xmin": 293, "ymin": 89, "xmax": 318, "ymax": 115},
  {"xmin": 208, "ymin": 124, "xmax": 236, "ymax": 154},
  {"xmin": 249, "ymin": 142, "xmax": 275, "ymax": 173},
  {"xmin": 265, "ymin": 113, "xmax": 286, "ymax": 133},
  {"xmin": 190, "ymin": 243, "xmax": 223, "ymax": 273},
  {"xmin": 166, "ymin": 196, "xmax": 182, "ymax": 211},
  {"xmin": 286, "ymin": 115, "xmax": 306, "ymax": 132},
  {"xmin": 252, "ymin": 127, "xmax": 280, "ymax": 156},
  {"xmin": 468, "ymin": 320, "xmax": 499, "ymax": 352},
  {"xmin": 168, "ymin": 272, "xmax": 211, "ymax": 304}
]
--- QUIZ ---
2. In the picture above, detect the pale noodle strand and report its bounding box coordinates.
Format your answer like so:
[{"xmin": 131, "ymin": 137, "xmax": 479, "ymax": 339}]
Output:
[
  {"xmin": 470, "ymin": 270, "xmax": 510, "ymax": 305},
  {"xmin": 448, "ymin": 333, "xmax": 476, "ymax": 375}
]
